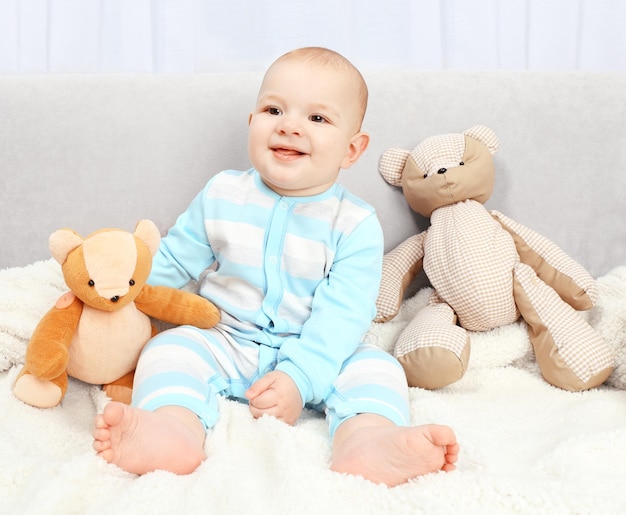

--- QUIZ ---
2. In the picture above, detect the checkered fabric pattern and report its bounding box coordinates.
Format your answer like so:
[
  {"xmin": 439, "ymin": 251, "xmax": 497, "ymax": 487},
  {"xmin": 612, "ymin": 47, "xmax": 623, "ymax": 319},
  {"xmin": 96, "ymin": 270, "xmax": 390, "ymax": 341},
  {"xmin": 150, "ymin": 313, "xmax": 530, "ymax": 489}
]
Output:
[
  {"xmin": 374, "ymin": 125, "xmax": 613, "ymax": 391},
  {"xmin": 424, "ymin": 201, "xmax": 520, "ymax": 332},
  {"xmin": 410, "ymin": 133, "xmax": 466, "ymax": 177},
  {"xmin": 375, "ymin": 232, "xmax": 427, "ymax": 322},
  {"xmin": 514, "ymin": 262, "xmax": 614, "ymax": 388},
  {"xmin": 491, "ymin": 210, "xmax": 599, "ymax": 306},
  {"xmin": 464, "ymin": 125, "xmax": 499, "ymax": 154},
  {"xmin": 396, "ymin": 292, "xmax": 469, "ymax": 356},
  {"xmin": 379, "ymin": 148, "xmax": 410, "ymax": 186},
  {"xmin": 406, "ymin": 125, "xmax": 498, "ymax": 179},
  {"xmin": 394, "ymin": 295, "xmax": 470, "ymax": 389}
]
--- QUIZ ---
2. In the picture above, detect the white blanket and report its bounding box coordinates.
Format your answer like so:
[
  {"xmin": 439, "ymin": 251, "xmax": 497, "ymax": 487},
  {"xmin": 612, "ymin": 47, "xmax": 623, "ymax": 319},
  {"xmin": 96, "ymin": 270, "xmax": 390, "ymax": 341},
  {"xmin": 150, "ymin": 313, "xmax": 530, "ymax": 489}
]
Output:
[{"xmin": 2, "ymin": 260, "xmax": 626, "ymax": 515}]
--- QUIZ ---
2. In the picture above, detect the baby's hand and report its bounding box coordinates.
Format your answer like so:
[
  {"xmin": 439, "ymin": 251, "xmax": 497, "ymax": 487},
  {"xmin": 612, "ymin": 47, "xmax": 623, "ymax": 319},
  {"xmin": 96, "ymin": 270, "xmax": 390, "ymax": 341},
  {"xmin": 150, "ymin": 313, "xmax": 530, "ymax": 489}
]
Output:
[{"xmin": 245, "ymin": 370, "xmax": 303, "ymax": 425}]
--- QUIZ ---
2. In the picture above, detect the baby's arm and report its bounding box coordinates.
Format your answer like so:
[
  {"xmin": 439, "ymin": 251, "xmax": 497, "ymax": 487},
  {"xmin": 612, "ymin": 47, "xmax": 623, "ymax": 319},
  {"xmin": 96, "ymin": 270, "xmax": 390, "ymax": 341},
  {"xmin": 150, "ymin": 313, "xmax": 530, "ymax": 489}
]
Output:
[
  {"xmin": 148, "ymin": 182, "xmax": 217, "ymax": 288},
  {"xmin": 276, "ymin": 212, "xmax": 384, "ymax": 406},
  {"xmin": 245, "ymin": 371, "xmax": 303, "ymax": 425}
]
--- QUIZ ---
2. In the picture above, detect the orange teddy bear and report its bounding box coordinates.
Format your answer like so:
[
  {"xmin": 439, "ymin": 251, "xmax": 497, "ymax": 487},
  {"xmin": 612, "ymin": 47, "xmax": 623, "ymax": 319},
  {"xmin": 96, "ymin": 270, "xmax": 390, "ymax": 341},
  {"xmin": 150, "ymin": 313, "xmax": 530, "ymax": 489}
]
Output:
[{"xmin": 13, "ymin": 220, "xmax": 220, "ymax": 408}]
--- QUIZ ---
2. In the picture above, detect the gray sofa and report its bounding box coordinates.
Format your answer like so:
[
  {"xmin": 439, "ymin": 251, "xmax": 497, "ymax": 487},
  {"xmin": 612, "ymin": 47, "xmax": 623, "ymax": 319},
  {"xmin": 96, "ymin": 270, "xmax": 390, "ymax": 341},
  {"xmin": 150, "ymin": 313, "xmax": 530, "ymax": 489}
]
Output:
[
  {"xmin": 1, "ymin": 71, "xmax": 625, "ymax": 277},
  {"xmin": 2, "ymin": 70, "xmax": 626, "ymax": 514}
]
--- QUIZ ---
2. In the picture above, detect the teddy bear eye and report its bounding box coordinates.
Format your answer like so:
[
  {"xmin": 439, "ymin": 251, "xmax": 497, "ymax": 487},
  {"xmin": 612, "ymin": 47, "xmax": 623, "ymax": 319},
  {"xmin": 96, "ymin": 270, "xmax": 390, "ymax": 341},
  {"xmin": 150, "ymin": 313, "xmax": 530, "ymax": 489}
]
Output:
[
  {"xmin": 459, "ymin": 161, "xmax": 465, "ymax": 165},
  {"xmin": 88, "ymin": 280, "xmax": 95, "ymax": 287},
  {"xmin": 423, "ymin": 174, "xmax": 428, "ymax": 179},
  {"xmin": 129, "ymin": 279, "xmax": 135, "ymax": 286}
]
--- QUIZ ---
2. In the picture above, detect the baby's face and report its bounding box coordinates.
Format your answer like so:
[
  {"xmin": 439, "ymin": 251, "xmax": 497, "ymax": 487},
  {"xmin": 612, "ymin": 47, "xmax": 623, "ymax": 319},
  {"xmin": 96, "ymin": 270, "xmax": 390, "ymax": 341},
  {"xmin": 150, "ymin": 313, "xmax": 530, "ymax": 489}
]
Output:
[{"xmin": 248, "ymin": 59, "xmax": 366, "ymax": 197}]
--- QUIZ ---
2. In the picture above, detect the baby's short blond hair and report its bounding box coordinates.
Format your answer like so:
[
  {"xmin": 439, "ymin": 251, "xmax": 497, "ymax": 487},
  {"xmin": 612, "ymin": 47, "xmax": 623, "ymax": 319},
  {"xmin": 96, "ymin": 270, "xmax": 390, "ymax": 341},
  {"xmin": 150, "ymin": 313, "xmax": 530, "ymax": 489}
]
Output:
[{"xmin": 269, "ymin": 47, "xmax": 368, "ymax": 130}]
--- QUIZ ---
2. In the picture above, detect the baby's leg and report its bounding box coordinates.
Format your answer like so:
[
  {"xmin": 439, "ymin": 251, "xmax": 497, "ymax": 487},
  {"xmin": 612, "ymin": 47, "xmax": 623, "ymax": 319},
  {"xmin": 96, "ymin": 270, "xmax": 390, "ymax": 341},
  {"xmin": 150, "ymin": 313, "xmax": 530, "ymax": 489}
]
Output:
[
  {"xmin": 93, "ymin": 325, "xmax": 250, "ymax": 475},
  {"xmin": 331, "ymin": 413, "xmax": 459, "ymax": 487},
  {"xmin": 326, "ymin": 343, "xmax": 459, "ymax": 486},
  {"xmin": 93, "ymin": 402, "xmax": 206, "ymax": 475}
]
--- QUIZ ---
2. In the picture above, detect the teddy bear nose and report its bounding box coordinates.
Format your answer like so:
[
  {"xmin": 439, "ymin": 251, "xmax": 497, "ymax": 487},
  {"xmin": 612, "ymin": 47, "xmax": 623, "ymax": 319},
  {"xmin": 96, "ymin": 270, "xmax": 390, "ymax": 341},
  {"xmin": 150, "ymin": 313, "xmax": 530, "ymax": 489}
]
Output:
[
  {"xmin": 437, "ymin": 168, "xmax": 447, "ymax": 174},
  {"xmin": 110, "ymin": 296, "xmax": 120, "ymax": 303}
]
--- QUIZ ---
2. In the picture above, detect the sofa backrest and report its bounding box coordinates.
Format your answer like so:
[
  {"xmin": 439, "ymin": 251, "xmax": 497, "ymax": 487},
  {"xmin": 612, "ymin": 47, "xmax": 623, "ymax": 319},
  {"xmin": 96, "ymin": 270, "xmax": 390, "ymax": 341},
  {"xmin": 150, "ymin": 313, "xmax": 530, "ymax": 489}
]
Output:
[{"xmin": 1, "ymin": 71, "xmax": 624, "ymax": 277}]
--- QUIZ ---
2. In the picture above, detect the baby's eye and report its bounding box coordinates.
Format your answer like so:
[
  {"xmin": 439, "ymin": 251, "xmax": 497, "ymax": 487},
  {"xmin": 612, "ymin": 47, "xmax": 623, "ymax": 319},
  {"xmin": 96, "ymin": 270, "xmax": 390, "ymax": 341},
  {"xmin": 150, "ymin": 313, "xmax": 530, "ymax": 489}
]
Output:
[
  {"xmin": 267, "ymin": 107, "xmax": 282, "ymax": 116},
  {"xmin": 309, "ymin": 114, "xmax": 327, "ymax": 123}
]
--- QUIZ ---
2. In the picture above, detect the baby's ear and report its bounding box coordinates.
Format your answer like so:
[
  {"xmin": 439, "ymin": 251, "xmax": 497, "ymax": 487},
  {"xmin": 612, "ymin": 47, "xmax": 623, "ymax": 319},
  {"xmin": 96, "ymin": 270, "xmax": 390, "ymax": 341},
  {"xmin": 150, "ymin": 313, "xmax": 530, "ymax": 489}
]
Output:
[
  {"xmin": 49, "ymin": 229, "xmax": 84, "ymax": 265},
  {"xmin": 341, "ymin": 132, "xmax": 370, "ymax": 169},
  {"xmin": 379, "ymin": 148, "xmax": 410, "ymax": 186}
]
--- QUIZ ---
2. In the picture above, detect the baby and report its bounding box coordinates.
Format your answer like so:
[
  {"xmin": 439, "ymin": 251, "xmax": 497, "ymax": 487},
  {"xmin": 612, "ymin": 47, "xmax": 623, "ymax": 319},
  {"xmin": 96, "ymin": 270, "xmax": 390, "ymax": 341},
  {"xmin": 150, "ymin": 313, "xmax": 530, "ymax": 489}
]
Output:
[{"xmin": 93, "ymin": 46, "xmax": 459, "ymax": 487}]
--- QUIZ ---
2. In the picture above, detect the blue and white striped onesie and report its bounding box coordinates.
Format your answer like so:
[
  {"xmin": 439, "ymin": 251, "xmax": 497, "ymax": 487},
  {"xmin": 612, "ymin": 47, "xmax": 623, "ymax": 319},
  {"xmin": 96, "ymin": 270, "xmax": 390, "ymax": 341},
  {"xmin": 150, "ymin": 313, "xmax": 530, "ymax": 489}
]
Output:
[{"xmin": 132, "ymin": 169, "xmax": 410, "ymax": 437}]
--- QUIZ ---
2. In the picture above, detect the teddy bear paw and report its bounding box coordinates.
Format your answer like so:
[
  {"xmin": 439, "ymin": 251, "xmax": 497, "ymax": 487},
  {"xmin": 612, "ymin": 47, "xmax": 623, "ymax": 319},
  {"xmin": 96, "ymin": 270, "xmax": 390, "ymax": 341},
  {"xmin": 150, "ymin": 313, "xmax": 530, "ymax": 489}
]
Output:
[{"xmin": 13, "ymin": 373, "xmax": 63, "ymax": 408}]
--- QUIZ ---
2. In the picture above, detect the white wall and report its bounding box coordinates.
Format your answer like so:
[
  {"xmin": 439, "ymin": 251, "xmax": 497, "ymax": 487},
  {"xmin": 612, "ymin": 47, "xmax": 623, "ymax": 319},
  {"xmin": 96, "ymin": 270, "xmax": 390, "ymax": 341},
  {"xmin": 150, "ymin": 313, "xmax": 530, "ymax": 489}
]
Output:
[{"xmin": 1, "ymin": 0, "xmax": 624, "ymax": 74}]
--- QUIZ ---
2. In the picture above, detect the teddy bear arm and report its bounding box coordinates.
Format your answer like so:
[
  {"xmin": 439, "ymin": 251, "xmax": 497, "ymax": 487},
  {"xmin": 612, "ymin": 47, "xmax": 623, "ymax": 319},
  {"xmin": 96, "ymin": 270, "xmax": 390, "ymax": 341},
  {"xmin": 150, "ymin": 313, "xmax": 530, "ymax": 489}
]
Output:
[
  {"xmin": 375, "ymin": 232, "xmax": 427, "ymax": 322},
  {"xmin": 24, "ymin": 294, "xmax": 83, "ymax": 380},
  {"xmin": 491, "ymin": 210, "xmax": 597, "ymax": 311},
  {"xmin": 135, "ymin": 284, "xmax": 220, "ymax": 329}
]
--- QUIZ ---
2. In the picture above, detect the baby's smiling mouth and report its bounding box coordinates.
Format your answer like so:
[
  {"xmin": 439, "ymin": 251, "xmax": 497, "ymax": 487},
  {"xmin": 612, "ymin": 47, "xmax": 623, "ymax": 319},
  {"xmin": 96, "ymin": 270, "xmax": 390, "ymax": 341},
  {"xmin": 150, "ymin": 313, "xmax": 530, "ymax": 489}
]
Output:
[{"xmin": 272, "ymin": 147, "xmax": 306, "ymax": 160}]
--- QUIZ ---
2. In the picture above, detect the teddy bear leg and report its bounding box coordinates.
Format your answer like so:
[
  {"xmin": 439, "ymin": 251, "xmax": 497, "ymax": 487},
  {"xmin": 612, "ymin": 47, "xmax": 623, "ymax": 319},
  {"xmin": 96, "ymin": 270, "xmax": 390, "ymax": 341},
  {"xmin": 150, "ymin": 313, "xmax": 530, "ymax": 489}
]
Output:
[
  {"xmin": 103, "ymin": 371, "xmax": 135, "ymax": 404},
  {"xmin": 513, "ymin": 262, "xmax": 614, "ymax": 391},
  {"xmin": 13, "ymin": 367, "xmax": 68, "ymax": 408},
  {"xmin": 394, "ymin": 301, "xmax": 470, "ymax": 389}
]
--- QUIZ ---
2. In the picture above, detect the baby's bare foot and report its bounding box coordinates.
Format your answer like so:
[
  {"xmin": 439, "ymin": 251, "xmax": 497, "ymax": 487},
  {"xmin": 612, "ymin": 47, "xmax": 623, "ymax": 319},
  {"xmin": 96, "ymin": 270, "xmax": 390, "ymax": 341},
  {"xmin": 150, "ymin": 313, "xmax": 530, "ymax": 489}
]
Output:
[
  {"xmin": 92, "ymin": 401, "xmax": 206, "ymax": 475},
  {"xmin": 331, "ymin": 420, "xmax": 459, "ymax": 487}
]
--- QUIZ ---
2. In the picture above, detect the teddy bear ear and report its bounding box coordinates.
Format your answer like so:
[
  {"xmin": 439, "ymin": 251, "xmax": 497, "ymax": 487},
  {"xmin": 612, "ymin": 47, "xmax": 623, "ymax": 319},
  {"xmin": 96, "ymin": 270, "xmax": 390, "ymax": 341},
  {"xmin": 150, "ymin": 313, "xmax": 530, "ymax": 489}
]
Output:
[
  {"xmin": 464, "ymin": 125, "xmax": 499, "ymax": 155},
  {"xmin": 379, "ymin": 148, "xmax": 411, "ymax": 186},
  {"xmin": 133, "ymin": 219, "xmax": 161, "ymax": 257},
  {"xmin": 48, "ymin": 229, "xmax": 84, "ymax": 265}
]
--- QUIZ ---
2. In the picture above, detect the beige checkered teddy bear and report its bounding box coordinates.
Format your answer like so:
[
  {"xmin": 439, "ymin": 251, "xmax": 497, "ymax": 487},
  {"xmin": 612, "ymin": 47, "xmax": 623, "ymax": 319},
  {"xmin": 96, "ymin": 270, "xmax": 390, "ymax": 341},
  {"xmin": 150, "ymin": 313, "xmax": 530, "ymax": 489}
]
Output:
[{"xmin": 375, "ymin": 125, "xmax": 614, "ymax": 391}]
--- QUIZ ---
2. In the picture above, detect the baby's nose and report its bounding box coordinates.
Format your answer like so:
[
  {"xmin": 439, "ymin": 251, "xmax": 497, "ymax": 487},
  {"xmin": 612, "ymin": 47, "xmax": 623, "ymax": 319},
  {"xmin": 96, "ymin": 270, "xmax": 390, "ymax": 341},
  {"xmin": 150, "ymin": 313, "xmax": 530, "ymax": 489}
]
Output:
[{"xmin": 277, "ymin": 116, "xmax": 302, "ymax": 135}]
